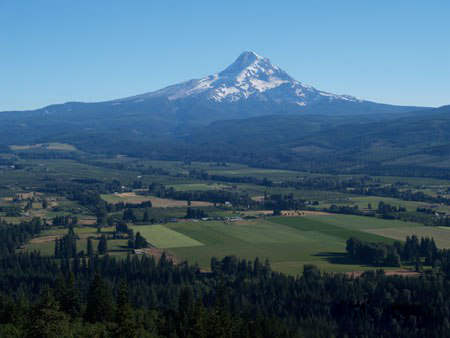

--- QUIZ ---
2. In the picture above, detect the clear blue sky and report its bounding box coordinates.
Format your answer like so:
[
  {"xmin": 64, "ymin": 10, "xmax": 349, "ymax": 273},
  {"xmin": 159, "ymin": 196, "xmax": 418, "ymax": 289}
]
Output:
[{"xmin": 1, "ymin": 1, "xmax": 449, "ymax": 110}]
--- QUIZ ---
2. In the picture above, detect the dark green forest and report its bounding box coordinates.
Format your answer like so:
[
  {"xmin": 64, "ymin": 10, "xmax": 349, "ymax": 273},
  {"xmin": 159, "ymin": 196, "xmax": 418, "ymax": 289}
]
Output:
[{"xmin": 0, "ymin": 218, "xmax": 450, "ymax": 337}]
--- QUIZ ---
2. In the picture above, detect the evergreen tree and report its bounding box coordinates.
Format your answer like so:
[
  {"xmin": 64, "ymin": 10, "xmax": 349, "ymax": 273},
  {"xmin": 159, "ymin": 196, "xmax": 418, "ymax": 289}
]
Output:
[
  {"xmin": 27, "ymin": 290, "xmax": 70, "ymax": 338},
  {"xmin": 97, "ymin": 235, "xmax": 108, "ymax": 255},
  {"xmin": 54, "ymin": 238, "xmax": 60, "ymax": 258},
  {"xmin": 62, "ymin": 273, "xmax": 81, "ymax": 317},
  {"xmin": 123, "ymin": 209, "xmax": 136, "ymax": 223},
  {"xmin": 85, "ymin": 274, "xmax": 114, "ymax": 323},
  {"xmin": 114, "ymin": 280, "xmax": 137, "ymax": 338},
  {"xmin": 134, "ymin": 232, "xmax": 148, "ymax": 249},
  {"xmin": 87, "ymin": 238, "xmax": 94, "ymax": 257},
  {"xmin": 143, "ymin": 209, "xmax": 150, "ymax": 223}
]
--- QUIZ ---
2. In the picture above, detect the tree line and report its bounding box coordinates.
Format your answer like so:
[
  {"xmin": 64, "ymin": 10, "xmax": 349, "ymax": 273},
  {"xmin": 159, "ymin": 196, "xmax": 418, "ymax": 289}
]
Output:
[{"xmin": 346, "ymin": 235, "xmax": 440, "ymax": 268}]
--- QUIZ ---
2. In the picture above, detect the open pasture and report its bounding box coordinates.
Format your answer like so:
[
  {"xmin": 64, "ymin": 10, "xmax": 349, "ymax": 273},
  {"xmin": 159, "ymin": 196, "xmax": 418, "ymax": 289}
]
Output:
[{"xmin": 159, "ymin": 215, "xmax": 413, "ymax": 275}]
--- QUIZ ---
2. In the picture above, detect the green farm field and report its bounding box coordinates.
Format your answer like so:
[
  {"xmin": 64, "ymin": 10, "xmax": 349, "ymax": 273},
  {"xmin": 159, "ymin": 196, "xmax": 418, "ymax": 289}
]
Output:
[
  {"xmin": 130, "ymin": 214, "xmax": 422, "ymax": 275},
  {"xmin": 131, "ymin": 224, "xmax": 203, "ymax": 248}
]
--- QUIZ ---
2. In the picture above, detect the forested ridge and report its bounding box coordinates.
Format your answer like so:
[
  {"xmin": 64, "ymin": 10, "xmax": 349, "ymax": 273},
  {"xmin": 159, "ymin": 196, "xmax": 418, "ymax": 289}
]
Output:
[{"xmin": 3, "ymin": 106, "xmax": 450, "ymax": 178}]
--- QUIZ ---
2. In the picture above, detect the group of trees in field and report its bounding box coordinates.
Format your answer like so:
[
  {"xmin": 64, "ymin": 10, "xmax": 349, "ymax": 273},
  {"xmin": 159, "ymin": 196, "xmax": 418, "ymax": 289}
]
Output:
[
  {"xmin": 129, "ymin": 232, "xmax": 148, "ymax": 249},
  {"xmin": 185, "ymin": 207, "xmax": 207, "ymax": 219},
  {"xmin": 377, "ymin": 201, "xmax": 407, "ymax": 215},
  {"xmin": 121, "ymin": 207, "xmax": 154, "ymax": 224},
  {"xmin": 346, "ymin": 235, "xmax": 439, "ymax": 267},
  {"xmin": 263, "ymin": 193, "xmax": 306, "ymax": 211}
]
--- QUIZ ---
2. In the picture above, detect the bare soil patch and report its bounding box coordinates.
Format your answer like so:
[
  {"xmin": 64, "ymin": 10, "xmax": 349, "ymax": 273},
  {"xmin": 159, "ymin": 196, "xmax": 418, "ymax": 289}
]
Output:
[
  {"xmin": 301, "ymin": 210, "xmax": 333, "ymax": 216},
  {"xmin": 346, "ymin": 269, "xmax": 421, "ymax": 278},
  {"xmin": 149, "ymin": 196, "xmax": 212, "ymax": 208},
  {"xmin": 251, "ymin": 196, "xmax": 265, "ymax": 202},
  {"xmin": 78, "ymin": 218, "xmax": 97, "ymax": 225},
  {"xmin": 116, "ymin": 192, "xmax": 135, "ymax": 198}
]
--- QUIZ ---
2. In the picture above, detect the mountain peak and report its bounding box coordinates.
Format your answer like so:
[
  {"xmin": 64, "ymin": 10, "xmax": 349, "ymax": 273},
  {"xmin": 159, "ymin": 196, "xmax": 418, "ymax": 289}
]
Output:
[
  {"xmin": 220, "ymin": 51, "xmax": 268, "ymax": 76},
  {"xmin": 236, "ymin": 50, "xmax": 264, "ymax": 63},
  {"xmin": 130, "ymin": 51, "xmax": 362, "ymax": 105}
]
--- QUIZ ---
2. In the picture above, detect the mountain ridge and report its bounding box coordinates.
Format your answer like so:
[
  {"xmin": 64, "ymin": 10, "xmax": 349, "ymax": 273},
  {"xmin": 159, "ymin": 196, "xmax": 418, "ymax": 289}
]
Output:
[{"xmin": 1, "ymin": 51, "xmax": 427, "ymax": 121}]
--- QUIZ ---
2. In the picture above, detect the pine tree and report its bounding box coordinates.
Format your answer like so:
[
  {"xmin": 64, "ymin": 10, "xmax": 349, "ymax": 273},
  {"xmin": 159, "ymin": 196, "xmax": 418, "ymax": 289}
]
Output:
[
  {"xmin": 85, "ymin": 274, "xmax": 115, "ymax": 323},
  {"xmin": 98, "ymin": 235, "xmax": 108, "ymax": 255},
  {"xmin": 54, "ymin": 238, "xmax": 60, "ymax": 258},
  {"xmin": 114, "ymin": 280, "xmax": 137, "ymax": 338},
  {"xmin": 143, "ymin": 209, "xmax": 150, "ymax": 223},
  {"xmin": 87, "ymin": 238, "xmax": 94, "ymax": 257},
  {"xmin": 134, "ymin": 232, "xmax": 148, "ymax": 249},
  {"xmin": 62, "ymin": 273, "xmax": 81, "ymax": 317}
]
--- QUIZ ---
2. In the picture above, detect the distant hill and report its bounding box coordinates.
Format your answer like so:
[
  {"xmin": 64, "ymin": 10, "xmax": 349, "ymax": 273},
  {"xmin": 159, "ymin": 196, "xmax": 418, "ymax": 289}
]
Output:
[{"xmin": 175, "ymin": 105, "xmax": 450, "ymax": 176}]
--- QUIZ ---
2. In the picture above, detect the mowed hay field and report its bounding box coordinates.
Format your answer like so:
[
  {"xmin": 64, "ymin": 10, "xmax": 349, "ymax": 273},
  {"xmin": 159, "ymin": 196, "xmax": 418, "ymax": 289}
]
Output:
[
  {"xmin": 135, "ymin": 215, "xmax": 422, "ymax": 275},
  {"xmin": 130, "ymin": 224, "xmax": 203, "ymax": 248}
]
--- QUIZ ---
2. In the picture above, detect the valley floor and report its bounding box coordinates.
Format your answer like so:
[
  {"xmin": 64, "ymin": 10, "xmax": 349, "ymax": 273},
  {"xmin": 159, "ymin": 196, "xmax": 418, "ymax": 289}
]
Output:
[{"xmin": 3, "ymin": 153, "xmax": 449, "ymax": 275}]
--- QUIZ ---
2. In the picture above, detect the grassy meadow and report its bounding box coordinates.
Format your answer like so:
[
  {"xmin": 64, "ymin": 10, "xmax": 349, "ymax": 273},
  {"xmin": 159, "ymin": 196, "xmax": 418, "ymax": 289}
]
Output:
[{"xmin": 128, "ymin": 214, "xmax": 427, "ymax": 275}]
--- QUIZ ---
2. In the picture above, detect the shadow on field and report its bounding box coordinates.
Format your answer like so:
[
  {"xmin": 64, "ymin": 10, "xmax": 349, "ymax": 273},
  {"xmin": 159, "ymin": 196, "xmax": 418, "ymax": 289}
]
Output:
[{"xmin": 314, "ymin": 252, "xmax": 356, "ymax": 265}]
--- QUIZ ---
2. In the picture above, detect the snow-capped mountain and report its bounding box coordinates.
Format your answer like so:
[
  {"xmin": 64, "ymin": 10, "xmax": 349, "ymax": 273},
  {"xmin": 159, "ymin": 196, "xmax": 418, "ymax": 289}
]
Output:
[
  {"xmin": 124, "ymin": 51, "xmax": 361, "ymax": 107},
  {"xmin": 0, "ymin": 51, "xmax": 425, "ymax": 144}
]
